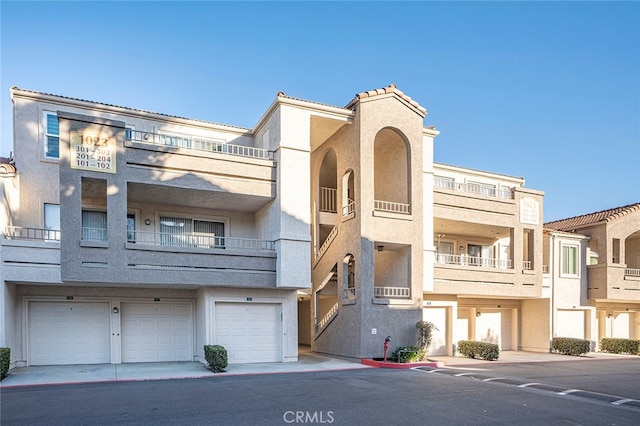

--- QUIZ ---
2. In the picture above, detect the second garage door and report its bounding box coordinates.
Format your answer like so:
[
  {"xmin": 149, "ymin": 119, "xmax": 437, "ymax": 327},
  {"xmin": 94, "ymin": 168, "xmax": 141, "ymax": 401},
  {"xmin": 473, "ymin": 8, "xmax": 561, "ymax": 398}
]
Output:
[
  {"xmin": 215, "ymin": 302, "xmax": 281, "ymax": 363},
  {"xmin": 121, "ymin": 302, "xmax": 193, "ymax": 363}
]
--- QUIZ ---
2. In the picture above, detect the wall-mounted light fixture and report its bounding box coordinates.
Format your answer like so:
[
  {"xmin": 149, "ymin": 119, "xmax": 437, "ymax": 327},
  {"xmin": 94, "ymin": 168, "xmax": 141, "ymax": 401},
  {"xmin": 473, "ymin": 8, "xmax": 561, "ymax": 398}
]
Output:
[
  {"xmin": 459, "ymin": 245, "xmax": 465, "ymax": 253},
  {"xmin": 476, "ymin": 311, "xmax": 481, "ymax": 317},
  {"xmin": 145, "ymin": 219, "xmax": 151, "ymax": 225},
  {"xmin": 112, "ymin": 306, "xmax": 119, "ymax": 314},
  {"xmin": 377, "ymin": 245, "xmax": 384, "ymax": 252},
  {"xmin": 607, "ymin": 313, "xmax": 613, "ymax": 318}
]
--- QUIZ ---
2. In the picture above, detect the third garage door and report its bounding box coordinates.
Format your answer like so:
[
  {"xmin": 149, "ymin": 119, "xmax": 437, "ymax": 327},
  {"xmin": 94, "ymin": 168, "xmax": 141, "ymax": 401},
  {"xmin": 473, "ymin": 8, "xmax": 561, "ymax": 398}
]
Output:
[
  {"xmin": 215, "ymin": 302, "xmax": 281, "ymax": 363},
  {"xmin": 121, "ymin": 302, "xmax": 193, "ymax": 363}
]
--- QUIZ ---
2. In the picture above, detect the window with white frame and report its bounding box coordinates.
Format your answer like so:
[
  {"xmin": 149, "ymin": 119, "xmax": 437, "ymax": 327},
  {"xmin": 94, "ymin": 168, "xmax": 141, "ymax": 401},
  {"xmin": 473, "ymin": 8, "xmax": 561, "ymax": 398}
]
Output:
[
  {"xmin": 561, "ymin": 245, "xmax": 579, "ymax": 275},
  {"xmin": 82, "ymin": 210, "xmax": 107, "ymax": 241},
  {"xmin": 44, "ymin": 203, "xmax": 60, "ymax": 240},
  {"xmin": 160, "ymin": 216, "xmax": 225, "ymax": 248},
  {"xmin": 44, "ymin": 112, "xmax": 59, "ymax": 159},
  {"xmin": 125, "ymin": 125, "xmax": 135, "ymax": 141}
]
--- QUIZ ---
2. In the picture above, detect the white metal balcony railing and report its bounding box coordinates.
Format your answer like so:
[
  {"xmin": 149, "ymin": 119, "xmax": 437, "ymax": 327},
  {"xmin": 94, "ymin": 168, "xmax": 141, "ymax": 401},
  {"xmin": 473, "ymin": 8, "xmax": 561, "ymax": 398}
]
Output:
[
  {"xmin": 374, "ymin": 200, "xmax": 410, "ymax": 214},
  {"xmin": 342, "ymin": 200, "xmax": 355, "ymax": 216},
  {"xmin": 5, "ymin": 226, "xmax": 61, "ymax": 241},
  {"xmin": 82, "ymin": 227, "xmax": 108, "ymax": 242},
  {"xmin": 316, "ymin": 302, "xmax": 339, "ymax": 331},
  {"xmin": 434, "ymin": 177, "xmax": 513, "ymax": 200},
  {"xmin": 626, "ymin": 268, "xmax": 640, "ymax": 277},
  {"xmin": 344, "ymin": 287, "xmax": 356, "ymax": 299},
  {"xmin": 128, "ymin": 130, "xmax": 273, "ymax": 160},
  {"xmin": 3, "ymin": 227, "xmax": 274, "ymax": 250},
  {"xmin": 435, "ymin": 253, "xmax": 512, "ymax": 269},
  {"xmin": 131, "ymin": 231, "xmax": 275, "ymax": 250},
  {"xmin": 319, "ymin": 187, "xmax": 337, "ymax": 213},
  {"xmin": 374, "ymin": 286, "xmax": 410, "ymax": 298}
]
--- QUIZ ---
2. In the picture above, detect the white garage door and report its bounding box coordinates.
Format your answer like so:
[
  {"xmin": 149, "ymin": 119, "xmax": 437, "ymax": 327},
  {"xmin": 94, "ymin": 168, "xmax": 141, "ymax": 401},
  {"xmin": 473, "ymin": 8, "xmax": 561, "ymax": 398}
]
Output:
[
  {"xmin": 29, "ymin": 301, "xmax": 110, "ymax": 365},
  {"xmin": 121, "ymin": 302, "xmax": 193, "ymax": 363},
  {"xmin": 422, "ymin": 307, "xmax": 448, "ymax": 356},
  {"xmin": 557, "ymin": 310, "xmax": 585, "ymax": 339},
  {"xmin": 611, "ymin": 312, "xmax": 632, "ymax": 338},
  {"xmin": 476, "ymin": 309, "xmax": 513, "ymax": 350},
  {"xmin": 215, "ymin": 302, "xmax": 281, "ymax": 363}
]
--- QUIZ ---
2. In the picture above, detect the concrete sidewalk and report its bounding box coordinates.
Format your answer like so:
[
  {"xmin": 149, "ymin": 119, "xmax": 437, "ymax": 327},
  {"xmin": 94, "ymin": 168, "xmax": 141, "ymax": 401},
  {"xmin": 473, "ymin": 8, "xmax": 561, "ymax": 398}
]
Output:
[
  {"xmin": 428, "ymin": 350, "xmax": 637, "ymax": 367},
  {"xmin": 0, "ymin": 352, "xmax": 370, "ymax": 388}
]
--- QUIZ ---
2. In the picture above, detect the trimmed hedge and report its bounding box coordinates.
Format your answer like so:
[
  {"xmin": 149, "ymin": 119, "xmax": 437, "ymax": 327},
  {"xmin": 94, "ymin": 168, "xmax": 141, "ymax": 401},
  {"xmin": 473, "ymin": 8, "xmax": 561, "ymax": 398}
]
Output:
[
  {"xmin": 204, "ymin": 345, "xmax": 228, "ymax": 372},
  {"xmin": 390, "ymin": 345, "xmax": 421, "ymax": 363},
  {"xmin": 457, "ymin": 340, "xmax": 499, "ymax": 361},
  {"xmin": 0, "ymin": 347, "xmax": 10, "ymax": 380},
  {"xmin": 551, "ymin": 337, "xmax": 590, "ymax": 356},
  {"xmin": 600, "ymin": 338, "xmax": 640, "ymax": 355}
]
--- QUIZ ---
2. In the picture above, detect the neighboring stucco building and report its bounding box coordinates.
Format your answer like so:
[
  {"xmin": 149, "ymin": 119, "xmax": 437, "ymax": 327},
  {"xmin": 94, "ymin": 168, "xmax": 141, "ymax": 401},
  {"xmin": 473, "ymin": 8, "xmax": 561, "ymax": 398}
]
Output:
[
  {"xmin": 1, "ymin": 87, "xmax": 311, "ymax": 367},
  {"xmin": 545, "ymin": 204, "xmax": 640, "ymax": 345},
  {"xmin": 6, "ymin": 83, "xmax": 630, "ymax": 370},
  {"xmin": 426, "ymin": 164, "xmax": 547, "ymax": 355}
]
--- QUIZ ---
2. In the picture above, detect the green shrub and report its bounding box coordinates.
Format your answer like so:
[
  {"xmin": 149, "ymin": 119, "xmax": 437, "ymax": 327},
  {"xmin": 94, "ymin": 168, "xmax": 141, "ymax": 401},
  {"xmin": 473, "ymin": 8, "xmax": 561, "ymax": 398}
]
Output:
[
  {"xmin": 204, "ymin": 345, "xmax": 228, "ymax": 372},
  {"xmin": 390, "ymin": 345, "xmax": 421, "ymax": 363},
  {"xmin": 0, "ymin": 347, "xmax": 10, "ymax": 380},
  {"xmin": 416, "ymin": 321, "xmax": 438, "ymax": 360},
  {"xmin": 551, "ymin": 337, "xmax": 590, "ymax": 356},
  {"xmin": 600, "ymin": 338, "xmax": 640, "ymax": 355},
  {"xmin": 457, "ymin": 340, "xmax": 499, "ymax": 361}
]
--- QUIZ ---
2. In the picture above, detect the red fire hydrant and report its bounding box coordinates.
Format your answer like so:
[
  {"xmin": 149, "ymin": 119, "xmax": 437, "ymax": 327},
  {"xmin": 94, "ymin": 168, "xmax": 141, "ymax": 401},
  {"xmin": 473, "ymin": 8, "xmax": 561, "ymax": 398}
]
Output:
[{"xmin": 383, "ymin": 336, "xmax": 391, "ymax": 362}]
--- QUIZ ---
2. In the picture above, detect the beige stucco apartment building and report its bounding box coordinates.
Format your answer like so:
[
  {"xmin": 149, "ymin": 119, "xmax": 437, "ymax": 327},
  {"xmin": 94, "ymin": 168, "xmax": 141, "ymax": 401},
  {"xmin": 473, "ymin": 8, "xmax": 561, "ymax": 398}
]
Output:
[
  {"xmin": 1, "ymin": 84, "xmax": 637, "ymax": 369},
  {"xmin": 545, "ymin": 204, "xmax": 640, "ymax": 347}
]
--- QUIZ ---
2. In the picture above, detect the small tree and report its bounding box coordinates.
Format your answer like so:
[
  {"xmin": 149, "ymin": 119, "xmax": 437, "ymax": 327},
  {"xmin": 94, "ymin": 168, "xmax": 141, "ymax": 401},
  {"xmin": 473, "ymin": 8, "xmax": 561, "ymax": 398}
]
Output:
[{"xmin": 416, "ymin": 321, "xmax": 438, "ymax": 360}]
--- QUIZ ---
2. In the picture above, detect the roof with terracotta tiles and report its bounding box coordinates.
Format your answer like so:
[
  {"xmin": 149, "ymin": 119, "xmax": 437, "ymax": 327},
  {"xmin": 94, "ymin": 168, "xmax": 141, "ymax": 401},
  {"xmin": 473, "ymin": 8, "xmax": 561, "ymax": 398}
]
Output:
[
  {"xmin": 345, "ymin": 83, "xmax": 427, "ymax": 116},
  {"xmin": 544, "ymin": 202, "xmax": 640, "ymax": 231}
]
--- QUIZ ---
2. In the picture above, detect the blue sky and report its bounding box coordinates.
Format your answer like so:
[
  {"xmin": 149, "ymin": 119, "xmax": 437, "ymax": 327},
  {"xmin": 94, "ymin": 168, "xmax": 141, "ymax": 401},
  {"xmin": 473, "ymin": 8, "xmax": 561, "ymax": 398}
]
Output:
[{"xmin": 1, "ymin": 1, "xmax": 638, "ymax": 222}]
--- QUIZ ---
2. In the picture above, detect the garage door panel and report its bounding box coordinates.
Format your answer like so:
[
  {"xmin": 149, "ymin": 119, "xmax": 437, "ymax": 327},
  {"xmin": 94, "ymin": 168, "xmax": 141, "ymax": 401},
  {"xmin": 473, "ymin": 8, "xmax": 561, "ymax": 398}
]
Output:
[
  {"xmin": 557, "ymin": 310, "xmax": 585, "ymax": 339},
  {"xmin": 121, "ymin": 302, "xmax": 193, "ymax": 363},
  {"xmin": 476, "ymin": 309, "xmax": 513, "ymax": 350},
  {"xmin": 29, "ymin": 301, "xmax": 110, "ymax": 365},
  {"xmin": 215, "ymin": 303, "xmax": 281, "ymax": 363}
]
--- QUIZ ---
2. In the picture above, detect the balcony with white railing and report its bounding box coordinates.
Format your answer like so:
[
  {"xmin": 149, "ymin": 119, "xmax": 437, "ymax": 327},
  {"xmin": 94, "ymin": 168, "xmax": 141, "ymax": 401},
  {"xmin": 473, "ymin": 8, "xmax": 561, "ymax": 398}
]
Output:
[
  {"xmin": 374, "ymin": 200, "xmax": 410, "ymax": 215},
  {"xmin": 128, "ymin": 130, "xmax": 273, "ymax": 160},
  {"xmin": 319, "ymin": 187, "xmax": 337, "ymax": 213},
  {"xmin": 434, "ymin": 177, "xmax": 514, "ymax": 200},
  {"xmin": 435, "ymin": 253, "xmax": 512, "ymax": 269},
  {"xmin": 82, "ymin": 227, "xmax": 108, "ymax": 242},
  {"xmin": 626, "ymin": 268, "xmax": 640, "ymax": 277},
  {"xmin": 130, "ymin": 230, "xmax": 275, "ymax": 251},
  {"xmin": 342, "ymin": 200, "xmax": 355, "ymax": 217},
  {"xmin": 5, "ymin": 226, "xmax": 61, "ymax": 241},
  {"xmin": 373, "ymin": 286, "xmax": 410, "ymax": 298},
  {"xmin": 344, "ymin": 287, "xmax": 356, "ymax": 300},
  {"xmin": 522, "ymin": 261, "xmax": 533, "ymax": 271}
]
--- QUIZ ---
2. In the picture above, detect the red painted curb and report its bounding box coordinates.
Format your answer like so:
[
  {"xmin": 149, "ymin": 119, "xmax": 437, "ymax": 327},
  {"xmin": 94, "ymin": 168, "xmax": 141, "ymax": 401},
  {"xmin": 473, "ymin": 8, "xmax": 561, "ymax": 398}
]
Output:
[{"xmin": 361, "ymin": 359, "xmax": 442, "ymax": 369}]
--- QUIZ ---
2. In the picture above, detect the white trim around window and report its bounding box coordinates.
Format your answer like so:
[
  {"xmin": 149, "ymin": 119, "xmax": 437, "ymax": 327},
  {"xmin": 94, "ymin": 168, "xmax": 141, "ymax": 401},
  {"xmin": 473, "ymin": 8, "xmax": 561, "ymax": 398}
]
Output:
[
  {"xmin": 560, "ymin": 243, "xmax": 580, "ymax": 277},
  {"xmin": 43, "ymin": 111, "xmax": 60, "ymax": 159}
]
